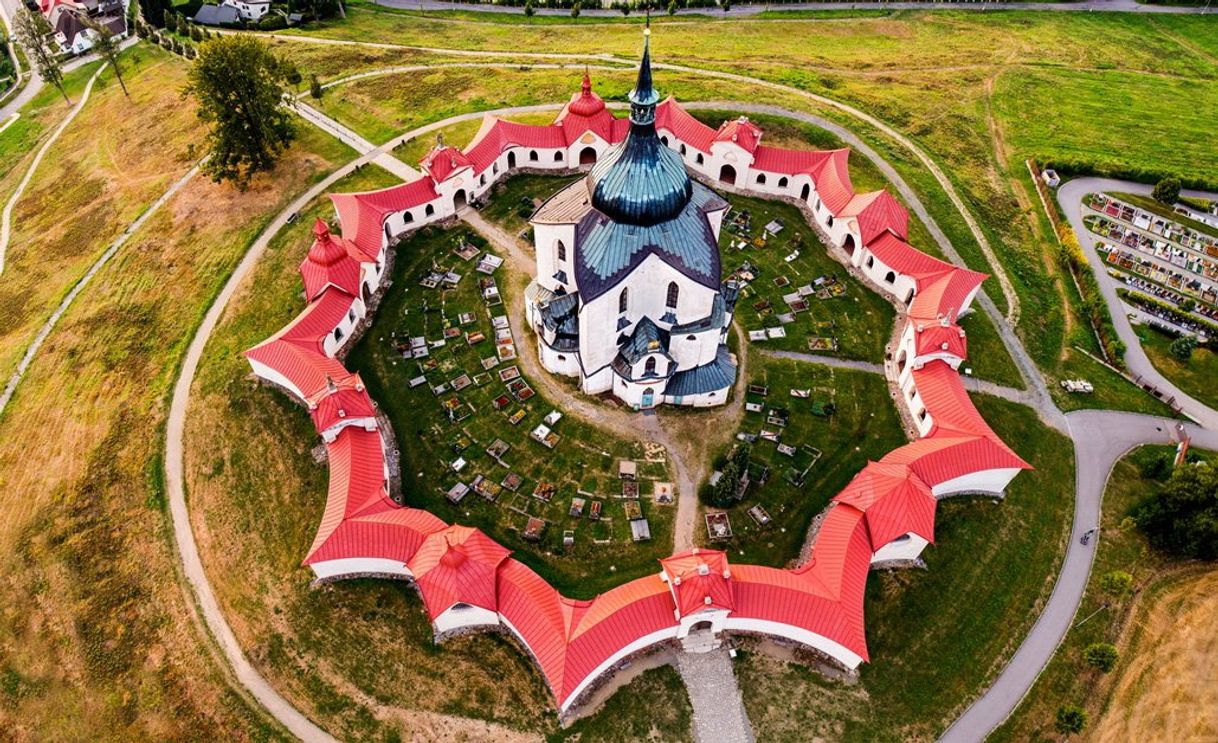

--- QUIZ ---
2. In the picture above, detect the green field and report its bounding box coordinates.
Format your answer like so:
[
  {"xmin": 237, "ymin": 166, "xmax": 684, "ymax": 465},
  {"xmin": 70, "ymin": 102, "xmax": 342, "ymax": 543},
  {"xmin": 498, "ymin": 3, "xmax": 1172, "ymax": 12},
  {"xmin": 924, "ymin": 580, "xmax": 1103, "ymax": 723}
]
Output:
[{"xmin": 1137, "ymin": 324, "xmax": 1218, "ymax": 411}]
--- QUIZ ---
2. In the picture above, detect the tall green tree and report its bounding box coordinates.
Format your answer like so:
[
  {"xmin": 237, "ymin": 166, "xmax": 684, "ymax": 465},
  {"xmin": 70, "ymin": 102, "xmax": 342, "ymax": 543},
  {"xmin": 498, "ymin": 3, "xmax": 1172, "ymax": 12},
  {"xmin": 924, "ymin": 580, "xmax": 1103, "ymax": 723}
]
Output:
[
  {"xmin": 14, "ymin": 8, "xmax": 68, "ymax": 103},
  {"xmin": 1152, "ymin": 176, "xmax": 1181, "ymax": 205},
  {"xmin": 84, "ymin": 19, "xmax": 128, "ymax": 97},
  {"xmin": 1134, "ymin": 461, "xmax": 1218, "ymax": 559},
  {"xmin": 185, "ymin": 35, "xmax": 296, "ymax": 187}
]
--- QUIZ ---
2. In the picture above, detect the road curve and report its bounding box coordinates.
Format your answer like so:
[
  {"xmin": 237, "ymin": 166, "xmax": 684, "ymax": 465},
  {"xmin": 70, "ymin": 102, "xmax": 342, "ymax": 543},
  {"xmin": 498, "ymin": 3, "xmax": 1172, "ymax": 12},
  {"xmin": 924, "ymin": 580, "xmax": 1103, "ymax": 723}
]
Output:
[{"xmin": 941, "ymin": 409, "xmax": 1218, "ymax": 742}]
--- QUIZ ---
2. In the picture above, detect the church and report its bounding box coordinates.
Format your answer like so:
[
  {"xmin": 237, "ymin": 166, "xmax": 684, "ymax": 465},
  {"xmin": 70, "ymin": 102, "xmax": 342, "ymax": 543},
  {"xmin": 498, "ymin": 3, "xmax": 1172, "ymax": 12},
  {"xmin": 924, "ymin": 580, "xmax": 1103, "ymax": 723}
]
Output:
[{"xmin": 523, "ymin": 30, "xmax": 739, "ymax": 410}]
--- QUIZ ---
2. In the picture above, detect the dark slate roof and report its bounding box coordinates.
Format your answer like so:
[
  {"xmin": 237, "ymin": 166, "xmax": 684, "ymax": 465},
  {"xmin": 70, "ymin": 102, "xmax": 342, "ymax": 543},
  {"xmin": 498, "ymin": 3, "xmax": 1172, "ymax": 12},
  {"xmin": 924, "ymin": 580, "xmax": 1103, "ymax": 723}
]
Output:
[
  {"xmin": 194, "ymin": 3, "xmax": 239, "ymax": 25},
  {"xmin": 587, "ymin": 30, "xmax": 692, "ymax": 227},
  {"xmin": 618, "ymin": 316, "xmax": 670, "ymax": 365},
  {"xmin": 665, "ymin": 346, "xmax": 737, "ymax": 397},
  {"xmin": 575, "ymin": 182, "xmax": 726, "ymax": 302},
  {"xmin": 671, "ymin": 293, "xmax": 725, "ymax": 335},
  {"xmin": 540, "ymin": 291, "xmax": 579, "ymax": 337}
]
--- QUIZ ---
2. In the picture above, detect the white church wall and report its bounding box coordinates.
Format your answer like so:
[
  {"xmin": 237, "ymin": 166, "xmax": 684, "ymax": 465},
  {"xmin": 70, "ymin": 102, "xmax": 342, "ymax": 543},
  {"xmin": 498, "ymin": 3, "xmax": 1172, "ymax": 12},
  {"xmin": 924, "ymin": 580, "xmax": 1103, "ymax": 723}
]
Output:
[
  {"xmin": 433, "ymin": 603, "xmax": 501, "ymax": 636},
  {"xmin": 722, "ymin": 617, "xmax": 863, "ymax": 670},
  {"xmin": 931, "ymin": 467, "xmax": 1022, "ymax": 498},
  {"xmin": 870, "ymin": 533, "xmax": 929, "ymax": 564},
  {"xmin": 309, "ymin": 557, "xmax": 413, "ymax": 582}
]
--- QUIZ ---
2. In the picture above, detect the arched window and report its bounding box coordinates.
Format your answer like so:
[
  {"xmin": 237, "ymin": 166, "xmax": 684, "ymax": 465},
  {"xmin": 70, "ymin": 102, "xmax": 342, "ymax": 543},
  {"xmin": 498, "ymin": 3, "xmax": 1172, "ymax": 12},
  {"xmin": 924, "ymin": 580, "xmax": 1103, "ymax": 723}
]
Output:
[
  {"xmin": 884, "ymin": 271, "xmax": 896, "ymax": 284},
  {"xmin": 334, "ymin": 327, "xmax": 344, "ymax": 342},
  {"xmin": 480, "ymin": 174, "xmax": 486, "ymax": 186},
  {"xmin": 403, "ymin": 211, "xmax": 414, "ymax": 223},
  {"xmin": 618, "ymin": 288, "xmax": 628, "ymax": 314},
  {"xmin": 696, "ymin": 153, "xmax": 704, "ymax": 165},
  {"xmin": 529, "ymin": 150, "xmax": 538, "ymax": 162},
  {"xmin": 865, "ymin": 256, "xmax": 874, "ymax": 269},
  {"xmin": 665, "ymin": 282, "xmax": 679, "ymax": 309},
  {"xmin": 555, "ymin": 151, "xmax": 564, "ymax": 162},
  {"xmin": 778, "ymin": 176, "xmax": 789, "ymax": 188},
  {"xmin": 826, "ymin": 215, "xmax": 834, "ymax": 228},
  {"xmin": 756, "ymin": 173, "xmax": 767, "ymax": 185},
  {"xmin": 661, "ymin": 135, "xmax": 669, "ymax": 146},
  {"xmin": 680, "ymin": 143, "xmax": 687, "ymax": 156},
  {"xmin": 424, "ymin": 204, "xmax": 435, "ymax": 217},
  {"xmin": 556, "ymin": 240, "xmax": 567, "ymax": 262},
  {"xmin": 384, "ymin": 222, "xmax": 391, "ymax": 240},
  {"xmin": 644, "ymin": 357, "xmax": 657, "ymax": 376}
]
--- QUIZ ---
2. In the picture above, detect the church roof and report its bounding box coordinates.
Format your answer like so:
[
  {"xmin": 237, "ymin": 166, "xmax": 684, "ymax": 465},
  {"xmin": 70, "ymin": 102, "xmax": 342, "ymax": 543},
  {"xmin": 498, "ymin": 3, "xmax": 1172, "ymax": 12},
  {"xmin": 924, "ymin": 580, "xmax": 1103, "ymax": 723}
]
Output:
[
  {"xmin": 665, "ymin": 346, "xmax": 736, "ymax": 397},
  {"xmin": 618, "ymin": 316, "xmax": 671, "ymax": 365},
  {"xmin": 661, "ymin": 548, "xmax": 735, "ymax": 617},
  {"xmin": 587, "ymin": 29, "xmax": 693, "ymax": 227},
  {"xmin": 567, "ymin": 70, "xmax": 606, "ymax": 118}
]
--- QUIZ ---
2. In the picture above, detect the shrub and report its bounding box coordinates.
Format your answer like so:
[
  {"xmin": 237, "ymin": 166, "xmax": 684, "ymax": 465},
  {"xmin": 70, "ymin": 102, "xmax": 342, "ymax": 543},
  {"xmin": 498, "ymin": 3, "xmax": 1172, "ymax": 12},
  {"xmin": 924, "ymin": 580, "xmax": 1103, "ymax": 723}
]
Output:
[
  {"xmin": 570, "ymin": 2, "xmax": 579, "ymax": 16},
  {"xmin": 1083, "ymin": 642, "xmax": 1119, "ymax": 672},
  {"xmin": 1170, "ymin": 335, "xmax": 1196, "ymax": 361},
  {"xmin": 668, "ymin": 0, "xmax": 677, "ymax": 13},
  {"xmin": 1055, "ymin": 705, "xmax": 1087, "ymax": 736},
  {"xmin": 524, "ymin": 0, "xmax": 534, "ymax": 15},
  {"xmin": 1099, "ymin": 570, "xmax": 1133, "ymax": 597},
  {"xmin": 190, "ymin": 24, "xmax": 203, "ymax": 41},
  {"xmin": 1152, "ymin": 177, "xmax": 1182, "ymax": 205},
  {"xmin": 1134, "ymin": 462, "xmax": 1218, "ymax": 560},
  {"xmin": 309, "ymin": 74, "xmax": 323, "ymax": 99},
  {"xmin": 258, "ymin": 14, "xmax": 287, "ymax": 30}
]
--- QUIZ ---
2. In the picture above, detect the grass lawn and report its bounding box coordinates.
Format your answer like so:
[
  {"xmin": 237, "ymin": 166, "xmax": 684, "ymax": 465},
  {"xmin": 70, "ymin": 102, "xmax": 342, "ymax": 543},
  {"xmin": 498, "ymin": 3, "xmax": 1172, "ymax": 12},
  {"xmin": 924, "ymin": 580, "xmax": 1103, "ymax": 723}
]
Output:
[
  {"xmin": 1136, "ymin": 324, "xmax": 1218, "ymax": 411},
  {"xmin": 0, "ymin": 58, "xmax": 103, "ymax": 185},
  {"xmin": 700, "ymin": 353, "xmax": 907, "ymax": 567},
  {"xmin": 738, "ymin": 395, "xmax": 1074, "ymax": 741},
  {"xmin": 991, "ymin": 445, "xmax": 1217, "ymax": 743},
  {"xmin": 556, "ymin": 664, "xmax": 693, "ymax": 743},
  {"xmin": 1049, "ymin": 346, "xmax": 1175, "ymax": 417},
  {"xmin": 347, "ymin": 224, "xmax": 675, "ymax": 599},
  {"xmin": 0, "ymin": 113, "xmax": 350, "ymax": 737}
]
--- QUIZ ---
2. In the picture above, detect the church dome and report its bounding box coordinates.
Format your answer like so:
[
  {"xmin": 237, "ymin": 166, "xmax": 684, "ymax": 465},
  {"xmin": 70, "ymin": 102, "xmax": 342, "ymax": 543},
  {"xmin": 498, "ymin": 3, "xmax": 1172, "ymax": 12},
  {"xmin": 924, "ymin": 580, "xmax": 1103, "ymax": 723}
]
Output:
[
  {"xmin": 567, "ymin": 71, "xmax": 606, "ymax": 117},
  {"xmin": 587, "ymin": 28, "xmax": 693, "ymax": 227},
  {"xmin": 306, "ymin": 219, "xmax": 349, "ymax": 267}
]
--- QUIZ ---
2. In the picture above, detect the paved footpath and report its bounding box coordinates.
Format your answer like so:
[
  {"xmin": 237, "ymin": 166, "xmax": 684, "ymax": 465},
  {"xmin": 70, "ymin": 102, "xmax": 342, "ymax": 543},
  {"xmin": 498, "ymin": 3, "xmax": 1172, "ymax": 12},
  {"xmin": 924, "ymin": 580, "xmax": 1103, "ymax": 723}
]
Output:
[{"xmin": 676, "ymin": 649, "xmax": 756, "ymax": 743}]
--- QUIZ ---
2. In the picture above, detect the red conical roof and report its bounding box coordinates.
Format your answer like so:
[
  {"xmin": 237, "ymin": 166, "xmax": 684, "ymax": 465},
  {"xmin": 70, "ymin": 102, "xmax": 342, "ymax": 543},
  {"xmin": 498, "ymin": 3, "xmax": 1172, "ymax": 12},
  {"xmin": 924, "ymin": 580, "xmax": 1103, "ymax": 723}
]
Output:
[
  {"xmin": 300, "ymin": 219, "xmax": 365, "ymax": 301},
  {"xmin": 567, "ymin": 70, "xmax": 606, "ymax": 118}
]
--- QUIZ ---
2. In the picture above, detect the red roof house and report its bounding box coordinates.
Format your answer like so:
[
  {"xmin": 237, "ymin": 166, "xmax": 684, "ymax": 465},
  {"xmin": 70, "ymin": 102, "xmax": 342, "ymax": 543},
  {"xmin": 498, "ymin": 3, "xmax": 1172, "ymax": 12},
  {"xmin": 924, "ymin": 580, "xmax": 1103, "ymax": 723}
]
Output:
[
  {"xmin": 834, "ymin": 461, "xmax": 936, "ymax": 548},
  {"xmin": 660, "ymin": 548, "xmax": 735, "ymax": 617},
  {"xmin": 408, "ymin": 525, "xmax": 511, "ymax": 618}
]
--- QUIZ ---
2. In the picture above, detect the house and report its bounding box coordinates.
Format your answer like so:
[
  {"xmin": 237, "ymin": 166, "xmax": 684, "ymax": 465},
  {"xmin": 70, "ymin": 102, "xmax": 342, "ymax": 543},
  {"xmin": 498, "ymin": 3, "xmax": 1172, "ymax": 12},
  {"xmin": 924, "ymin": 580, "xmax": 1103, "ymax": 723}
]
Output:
[
  {"xmin": 193, "ymin": 2, "xmax": 240, "ymax": 25},
  {"xmin": 52, "ymin": 8, "xmax": 124, "ymax": 55},
  {"xmin": 223, "ymin": 0, "xmax": 270, "ymax": 20}
]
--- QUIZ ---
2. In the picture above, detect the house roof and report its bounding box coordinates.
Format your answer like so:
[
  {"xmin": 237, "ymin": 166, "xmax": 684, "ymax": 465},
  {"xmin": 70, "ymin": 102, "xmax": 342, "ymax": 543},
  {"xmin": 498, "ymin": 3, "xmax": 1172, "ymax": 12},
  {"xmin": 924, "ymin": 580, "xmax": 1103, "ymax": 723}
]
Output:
[
  {"xmin": 664, "ymin": 345, "xmax": 736, "ymax": 397},
  {"xmin": 243, "ymin": 290, "xmax": 358, "ymax": 399},
  {"xmin": 908, "ymin": 267, "xmax": 988, "ymax": 322},
  {"xmin": 713, "ymin": 117, "xmax": 762, "ymax": 153},
  {"xmin": 300, "ymin": 219, "xmax": 369, "ymax": 302},
  {"xmin": 193, "ymin": 3, "xmax": 238, "ymax": 25},
  {"xmin": 910, "ymin": 360, "xmax": 996, "ymax": 438},
  {"xmin": 751, "ymin": 145, "xmax": 835, "ymax": 177},
  {"xmin": 833, "ymin": 461, "xmax": 936, "ymax": 547},
  {"xmin": 842, "ymin": 190, "xmax": 909, "ymax": 245},
  {"xmin": 865, "ymin": 231, "xmax": 955, "ymax": 284},
  {"xmin": 654, "ymin": 97, "xmax": 715, "ymax": 153},
  {"xmin": 408, "ymin": 526, "xmax": 511, "ymax": 617},
  {"xmin": 881, "ymin": 430, "xmax": 1031, "ymax": 488},
  {"xmin": 812, "ymin": 149, "xmax": 855, "ymax": 214},
  {"xmin": 566, "ymin": 70, "xmax": 606, "ymax": 118},
  {"xmin": 305, "ymin": 372, "xmax": 376, "ymax": 434},
  {"xmin": 911, "ymin": 317, "xmax": 968, "ymax": 359},
  {"xmin": 420, "ymin": 144, "xmax": 473, "ymax": 182},
  {"xmin": 329, "ymin": 177, "xmax": 439, "ymax": 252},
  {"xmin": 661, "ymin": 548, "xmax": 735, "ymax": 616}
]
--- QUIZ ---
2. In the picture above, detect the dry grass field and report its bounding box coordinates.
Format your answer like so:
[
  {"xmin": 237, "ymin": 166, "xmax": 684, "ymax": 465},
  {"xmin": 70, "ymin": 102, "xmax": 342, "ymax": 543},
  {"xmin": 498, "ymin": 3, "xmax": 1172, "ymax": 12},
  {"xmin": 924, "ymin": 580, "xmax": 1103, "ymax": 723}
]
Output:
[
  {"xmin": 0, "ymin": 44, "xmax": 355, "ymax": 735},
  {"xmin": 1091, "ymin": 569, "xmax": 1218, "ymax": 742}
]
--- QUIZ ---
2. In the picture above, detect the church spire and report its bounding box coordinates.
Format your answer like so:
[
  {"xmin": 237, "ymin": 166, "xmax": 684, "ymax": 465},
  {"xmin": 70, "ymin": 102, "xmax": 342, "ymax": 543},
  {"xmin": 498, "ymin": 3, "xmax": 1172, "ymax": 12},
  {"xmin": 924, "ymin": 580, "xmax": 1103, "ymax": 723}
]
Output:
[{"xmin": 628, "ymin": 24, "xmax": 659, "ymax": 126}]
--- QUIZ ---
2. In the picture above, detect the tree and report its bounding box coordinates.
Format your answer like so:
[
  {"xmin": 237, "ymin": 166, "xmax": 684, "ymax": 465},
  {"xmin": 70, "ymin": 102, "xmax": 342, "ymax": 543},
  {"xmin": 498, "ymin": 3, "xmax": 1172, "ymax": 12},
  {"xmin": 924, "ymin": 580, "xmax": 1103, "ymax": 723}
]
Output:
[
  {"xmin": 14, "ymin": 8, "xmax": 68, "ymax": 103},
  {"xmin": 524, "ymin": 0, "xmax": 534, "ymax": 15},
  {"xmin": 1082, "ymin": 642, "xmax": 1119, "ymax": 672},
  {"xmin": 667, "ymin": 0, "xmax": 677, "ymax": 14},
  {"xmin": 185, "ymin": 35, "xmax": 297, "ymax": 187},
  {"xmin": 1099, "ymin": 570, "xmax": 1133, "ymax": 598},
  {"xmin": 709, "ymin": 444, "xmax": 751, "ymax": 508},
  {"xmin": 721, "ymin": 0, "xmax": 731, "ymax": 11},
  {"xmin": 570, "ymin": 2, "xmax": 580, "ymax": 16},
  {"xmin": 283, "ymin": 61, "xmax": 302, "ymax": 91},
  {"xmin": 310, "ymin": 73, "xmax": 323, "ymax": 99},
  {"xmin": 1133, "ymin": 462, "xmax": 1218, "ymax": 559},
  {"xmin": 84, "ymin": 19, "xmax": 128, "ymax": 97},
  {"xmin": 163, "ymin": 10, "xmax": 177, "ymax": 32},
  {"xmin": 1054, "ymin": 705, "xmax": 1087, "ymax": 736},
  {"xmin": 1170, "ymin": 335, "xmax": 1196, "ymax": 361},
  {"xmin": 1152, "ymin": 177, "xmax": 1181, "ymax": 205}
]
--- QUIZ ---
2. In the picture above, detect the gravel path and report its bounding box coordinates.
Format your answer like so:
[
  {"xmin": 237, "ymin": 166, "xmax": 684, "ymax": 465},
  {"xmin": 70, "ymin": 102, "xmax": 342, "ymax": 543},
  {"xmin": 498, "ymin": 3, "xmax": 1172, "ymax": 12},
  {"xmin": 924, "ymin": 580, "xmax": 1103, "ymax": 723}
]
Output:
[{"xmin": 676, "ymin": 649, "xmax": 756, "ymax": 743}]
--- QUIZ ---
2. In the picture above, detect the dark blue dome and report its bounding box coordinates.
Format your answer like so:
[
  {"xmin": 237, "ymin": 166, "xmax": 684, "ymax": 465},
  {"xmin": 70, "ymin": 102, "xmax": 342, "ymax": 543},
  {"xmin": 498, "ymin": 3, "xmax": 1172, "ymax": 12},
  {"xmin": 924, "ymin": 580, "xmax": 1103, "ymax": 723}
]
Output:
[{"xmin": 587, "ymin": 29, "xmax": 693, "ymax": 227}]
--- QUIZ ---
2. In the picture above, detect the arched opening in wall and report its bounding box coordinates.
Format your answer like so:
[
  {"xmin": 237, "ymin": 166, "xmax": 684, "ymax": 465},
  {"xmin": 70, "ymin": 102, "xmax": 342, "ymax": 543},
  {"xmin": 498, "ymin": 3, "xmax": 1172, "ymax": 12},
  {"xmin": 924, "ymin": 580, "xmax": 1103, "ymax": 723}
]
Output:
[
  {"xmin": 362, "ymin": 283, "xmax": 371, "ymax": 308},
  {"xmin": 719, "ymin": 164, "xmax": 737, "ymax": 185},
  {"xmin": 661, "ymin": 135, "xmax": 669, "ymax": 146},
  {"xmin": 778, "ymin": 176, "xmax": 789, "ymax": 189},
  {"xmin": 666, "ymin": 281, "xmax": 679, "ymax": 309},
  {"xmin": 843, "ymin": 234, "xmax": 856, "ymax": 256},
  {"xmin": 827, "ymin": 215, "xmax": 834, "ymax": 228},
  {"xmin": 529, "ymin": 150, "xmax": 539, "ymax": 162},
  {"xmin": 865, "ymin": 255, "xmax": 874, "ymax": 269},
  {"xmin": 424, "ymin": 204, "xmax": 435, "ymax": 217},
  {"xmin": 801, "ymin": 183, "xmax": 811, "ymax": 201},
  {"xmin": 680, "ymin": 143, "xmax": 687, "ymax": 156},
  {"xmin": 689, "ymin": 620, "xmax": 713, "ymax": 633},
  {"xmin": 644, "ymin": 357, "xmax": 657, "ymax": 377},
  {"xmin": 383, "ymin": 222, "xmax": 391, "ymax": 241},
  {"xmin": 579, "ymin": 147, "xmax": 597, "ymax": 165},
  {"xmin": 904, "ymin": 288, "xmax": 915, "ymax": 304},
  {"xmin": 897, "ymin": 350, "xmax": 907, "ymax": 375},
  {"xmin": 641, "ymin": 387, "xmax": 656, "ymax": 408},
  {"xmin": 695, "ymin": 153, "xmax": 704, "ymax": 165},
  {"xmin": 555, "ymin": 151, "xmax": 564, "ymax": 162},
  {"xmin": 556, "ymin": 240, "xmax": 567, "ymax": 263},
  {"xmin": 480, "ymin": 175, "xmax": 486, "ymax": 186},
  {"xmin": 453, "ymin": 190, "xmax": 468, "ymax": 211},
  {"xmin": 507, "ymin": 151, "xmax": 517, "ymax": 169},
  {"xmin": 334, "ymin": 327, "xmax": 344, "ymax": 342},
  {"xmin": 403, "ymin": 211, "xmax": 414, "ymax": 224},
  {"xmin": 618, "ymin": 287, "xmax": 629, "ymax": 314},
  {"xmin": 884, "ymin": 270, "xmax": 896, "ymax": 284},
  {"xmin": 756, "ymin": 173, "xmax": 767, "ymax": 186}
]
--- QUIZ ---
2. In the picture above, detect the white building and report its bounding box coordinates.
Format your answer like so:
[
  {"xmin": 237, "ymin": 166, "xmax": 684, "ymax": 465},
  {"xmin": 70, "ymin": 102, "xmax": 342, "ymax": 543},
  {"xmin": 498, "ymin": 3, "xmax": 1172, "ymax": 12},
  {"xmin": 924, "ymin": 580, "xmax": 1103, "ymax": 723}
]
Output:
[{"xmin": 523, "ymin": 31, "xmax": 739, "ymax": 410}]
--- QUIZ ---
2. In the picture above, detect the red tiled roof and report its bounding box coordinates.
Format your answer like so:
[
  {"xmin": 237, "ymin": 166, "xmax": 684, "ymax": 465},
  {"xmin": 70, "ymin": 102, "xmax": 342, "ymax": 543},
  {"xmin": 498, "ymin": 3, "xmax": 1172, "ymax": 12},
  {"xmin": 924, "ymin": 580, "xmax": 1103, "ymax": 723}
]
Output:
[
  {"xmin": 714, "ymin": 117, "xmax": 762, "ymax": 152},
  {"xmin": 834, "ymin": 462, "xmax": 936, "ymax": 547},
  {"xmin": 408, "ymin": 525, "xmax": 511, "ymax": 618},
  {"xmin": 751, "ymin": 145, "xmax": 833, "ymax": 177},
  {"xmin": 655, "ymin": 97, "xmax": 715, "ymax": 153},
  {"xmin": 911, "ymin": 318, "xmax": 968, "ymax": 359},
  {"xmin": 306, "ymin": 372, "xmax": 376, "ymax": 434},
  {"xmin": 330, "ymin": 177, "xmax": 439, "ymax": 253},
  {"xmin": 813, "ymin": 149, "xmax": 855, "ymax": 214},
  {"xmin": 566, "ymin": 71, "xmax": 607, "ymax": 118},
  {"xmin": 882, "ymin": 430, "xmax": 1031, "ymax": 488},
  {"xmin": 300, "ymin": 219, "xmax": 367, "ymax": 302},
  {"xmin": 843, "ymin": 190, "xmax": 910, "ymax": 245},
  {"xmin": 496, "ymin": 558, "xmax": 572, "ymax": 696},
  {"xmin": 909, "ymin": 267, "xmax": 988, "ymax": 322},
  {"xmin": 464, "ymin": 117, "xmax": 569, "ymax": 175},
  {"xmin": 661, "ymin": 548, "xmax": 735, "ymax": 616},
  {"xmin": 243, "ymin": 290, "xmax": 357, "ymax": 399},
  {"xmin": 910, "ymin": 360, "xmax": 995, "ymax": 438},
  {"xmin": 421, "ymin": 144, "xmax": 473, "ymax": 182},
  {"xmin": 865, "ymin": 231, "xmax": 955, "ymax": 284}
]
